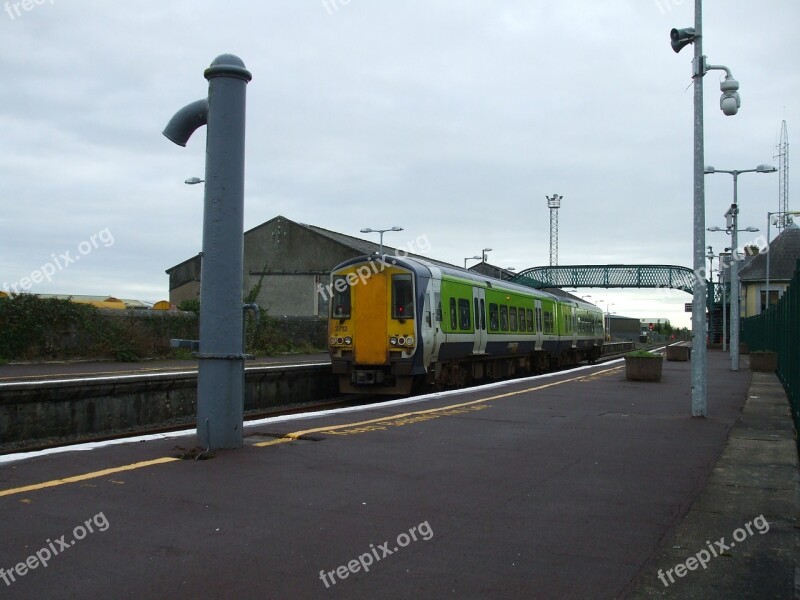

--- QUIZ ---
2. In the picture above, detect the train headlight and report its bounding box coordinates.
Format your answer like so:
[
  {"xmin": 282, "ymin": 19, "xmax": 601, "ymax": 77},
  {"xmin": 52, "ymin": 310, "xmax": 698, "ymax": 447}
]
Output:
[
  {"xmin": 329, "ymin": 336, "xmax": 336, "ymax": 345},
  {"xmin": 344, "ymin": 337, "xmax": 352, "ymax": 345},
  {"xmin": 405, "ymin": 336, "xmax": 414, "ymax": 346},
  {"xmin": 390, "ymin": 337, "xmax": 398, "ymax": 346}
]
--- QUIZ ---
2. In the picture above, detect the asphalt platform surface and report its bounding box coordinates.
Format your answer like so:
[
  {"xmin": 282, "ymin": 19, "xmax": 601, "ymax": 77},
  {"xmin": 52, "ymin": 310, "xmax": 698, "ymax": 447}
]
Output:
[{"xmin": 1, "ymin": 350, "xmax": 796, "ymax": 598}]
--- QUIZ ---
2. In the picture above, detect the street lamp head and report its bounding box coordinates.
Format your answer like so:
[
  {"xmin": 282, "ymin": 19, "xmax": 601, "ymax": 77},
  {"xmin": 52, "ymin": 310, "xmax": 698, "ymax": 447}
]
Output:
[
  {"xmin": 743, "ymin": 227, "xmax": 759, "ymax": 232},
  {"xmin": 184, "ymin": 177, "xmax": 204, "ymax": 185},
  {"xmin": 360, "ymin": 228, "xmax": 373, "ymax": 234},
  {"xmin": 756, "ymin": 164, "xmax": 777, "ymax": 173},
  {"xmin": 704, "ymin": 166, "xmax": 715, "ymax": 174},
  {"xmin": 482, "ymin": 247, "xmax": 492, "ymax": 252},
  {"xmin": 707, "ymin": 226, "xmax": 723, "ymax": 232},
  {"xmin": 390, "ymin": 226, "xmax": 404, "ymax": 232},
  {"xmin": 670, "ymin": 27, "xmax": 696, "ymax": 53}
]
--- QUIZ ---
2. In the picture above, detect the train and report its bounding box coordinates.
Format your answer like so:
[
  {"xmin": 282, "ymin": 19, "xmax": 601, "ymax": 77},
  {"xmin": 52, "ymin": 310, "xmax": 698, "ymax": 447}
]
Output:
[{"xmin": 327, "ymin": 254, "xmax": 605, "ymax": 395}]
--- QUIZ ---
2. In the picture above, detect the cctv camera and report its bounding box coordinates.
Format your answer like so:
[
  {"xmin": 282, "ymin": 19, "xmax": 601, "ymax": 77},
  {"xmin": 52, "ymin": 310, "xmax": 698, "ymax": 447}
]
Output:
[
  {"xmin": 719, "ymin": 76, "xmax": 740, "ymax": 116},
  {"xmin": 720, "ymin": 95, "xmax": 739, "ymax": 116}
]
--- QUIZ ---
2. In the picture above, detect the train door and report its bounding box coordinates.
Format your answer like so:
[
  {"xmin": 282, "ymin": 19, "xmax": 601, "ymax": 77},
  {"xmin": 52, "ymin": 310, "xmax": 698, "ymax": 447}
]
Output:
[
  {"xmin": 572, "ymin": 308, "xmax": 578, "ymax": 348},
  {"xmin": 472, "ymin": 287, "xmax": 487, "ymax": 354},
  {"xmin": 422, "ymin": 278, "xmax": 439, "ymax": 367},
  {"xmin": 534, "ymin": 300, "xmax": 543, "ymax": 351},
  {"xmin": 353, "ymin": 271, "xmax": 388, "ymax": 364}
]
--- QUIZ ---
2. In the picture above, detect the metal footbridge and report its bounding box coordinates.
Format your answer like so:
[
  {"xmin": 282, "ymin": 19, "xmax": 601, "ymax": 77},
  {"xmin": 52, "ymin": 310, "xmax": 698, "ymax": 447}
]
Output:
[{"xmin": 512, "ymin": 265, "xmax": 697, "ymax": 294}]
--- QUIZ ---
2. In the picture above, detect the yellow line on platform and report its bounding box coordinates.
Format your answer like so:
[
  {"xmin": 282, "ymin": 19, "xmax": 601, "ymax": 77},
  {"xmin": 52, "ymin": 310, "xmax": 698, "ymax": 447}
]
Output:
[
  {"xmin": 0, "ymin": 457, "xmax": 180, "ymax": 498},
  {"xmin": 255, "ymin": 365, "xmax": 624, "ymax": 445}
]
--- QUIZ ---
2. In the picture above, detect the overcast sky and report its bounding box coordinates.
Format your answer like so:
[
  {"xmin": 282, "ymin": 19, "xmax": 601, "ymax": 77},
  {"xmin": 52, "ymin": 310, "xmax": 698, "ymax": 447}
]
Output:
[{"xmin": 2, "ymin": 1, "xmax": 798, "ymax": 327}]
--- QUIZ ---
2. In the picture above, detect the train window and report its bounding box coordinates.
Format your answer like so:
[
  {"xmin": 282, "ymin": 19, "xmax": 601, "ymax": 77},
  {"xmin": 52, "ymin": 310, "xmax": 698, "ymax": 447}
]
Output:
[
  {"xmin": 480, "ymin": 299, "xmax": 486, "ymax": 330},
  {"xmin": 392, "ymin": 274, "xmax": 415, "ymax": 320},
  {"xmin": 331, "ymin": 276, "xmax": 351, "ymax": 319},
  {"xmin": 449, "ymin": 298, "xmax": 457, "ymax": 330},
  {"xmin": 509, "ymin": 307, "xmax": 517, "ymax": 331},
  {"xmin": 458, "ymin": 299, "xmax": 471, "ymax": 330},
  {"xmin": 435, "ymin": 292, "xmax": 442, "ymax": 322},
  {"xmin": 489, "ymin": 303, "xmax": 499, "ymax": 331},
  {"xmin": 526, "ymin": 309, "xmax": 534, "ymax": 332},
  {"xmin": 543, "ymin": 311, "xmax": 553, "ymax": 334},
  {"xmin": 500, "ymin": 306, "xmax": 508, "ymax": 331},
  {"xmin": 474, "ymin": 299, "xmax": 479, "ymax": 331},
  {"xmin": 536, "ymin": 307, "xmax": 542, "ymax": 333}
]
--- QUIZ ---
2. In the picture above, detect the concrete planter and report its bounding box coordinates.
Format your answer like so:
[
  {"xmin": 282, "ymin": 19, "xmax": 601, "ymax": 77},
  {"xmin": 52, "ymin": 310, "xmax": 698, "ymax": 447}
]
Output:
[
  {"xmin": 625, "ymin": 355, "xmax": 663, "ymax": 382},
  {"xmin": 749, "ymin": 351, "xmax": 778, "ymax": 372},
  {"xmin": 666, "ymin": 345, "xmax": 690, "ymax": 362}
]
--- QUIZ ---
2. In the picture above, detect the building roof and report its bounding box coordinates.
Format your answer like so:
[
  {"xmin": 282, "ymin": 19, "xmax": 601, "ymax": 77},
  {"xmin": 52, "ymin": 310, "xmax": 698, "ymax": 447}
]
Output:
[
  {"xmin": 34, "ymin": 294, "xmax": 152, "ymax": 309},
  {"xmin": 739, "ymin": 223, "xmax": 800, "ymax": 282}
]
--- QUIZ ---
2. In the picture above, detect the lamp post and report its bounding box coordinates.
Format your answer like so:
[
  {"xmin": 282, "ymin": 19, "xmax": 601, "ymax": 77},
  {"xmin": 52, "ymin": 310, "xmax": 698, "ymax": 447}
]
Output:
[
  {"xmin": 705, "ymin": 164, "xmax": 776, "ymax": 370},
  {"xmin": 708, "ymin": 230, "xmax": 757, "ymax": 356},
  {"xmin": 766, "ymin": 210, "xmax": 800, "ymax": 311},
  {"xmin": 481, "ymin": 248, "xmax": 492, "ymax": 262},
  {"xmin": 605, "ymin": 302, "xmax": 614, "ymax": 340},
  {"xmin": 671, "ymin": 1, "xmax": 743, "ymax": 416},
  {"xmin": 720, "ymin": 262, "xmax": 727, "ymax": 351},
  {"xmin": 464, "ymin": 255, "xmax": 481, "ymax": 269},
  {"xmin": 361, "ymin": 226, "xmax": 403, "ymax": 258},
  {"xmin": 706, "ymin": 247, "xmax": 716, "ymax": 343}
]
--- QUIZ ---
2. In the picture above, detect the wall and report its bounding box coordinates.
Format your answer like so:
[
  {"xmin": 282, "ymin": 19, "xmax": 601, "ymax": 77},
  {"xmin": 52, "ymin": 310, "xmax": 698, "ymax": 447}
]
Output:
[
  {"xmin": 0, "ymin": 365, "xmax": 338, "ymax": 445},
  {"xmin": 243, "ymin": 217, "xmax": 358, "ymax": 316}
]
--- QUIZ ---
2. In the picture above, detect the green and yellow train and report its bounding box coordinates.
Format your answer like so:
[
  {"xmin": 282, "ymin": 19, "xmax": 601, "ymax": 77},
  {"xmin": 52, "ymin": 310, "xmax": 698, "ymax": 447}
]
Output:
[{"xmin": 327, "ymin": 255, "xmax": 605, "ymax": 394}]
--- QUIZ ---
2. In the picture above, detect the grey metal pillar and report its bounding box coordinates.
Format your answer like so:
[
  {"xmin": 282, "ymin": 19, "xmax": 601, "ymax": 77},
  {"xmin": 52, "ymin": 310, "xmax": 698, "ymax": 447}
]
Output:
[
  {"xmin": 163, "ymin": 54, "xmax": 253, "ymax": 449},
  {"xmin": 691, "ymin": 0, "xmax": 708, "ymax": 416},
  {"xmin": 722, "ymin": 270, "xmax": 727, "ymax": 352},
  {"xmin": 730, "ymin": 177, "xmax": 740, "ymax": 371}
]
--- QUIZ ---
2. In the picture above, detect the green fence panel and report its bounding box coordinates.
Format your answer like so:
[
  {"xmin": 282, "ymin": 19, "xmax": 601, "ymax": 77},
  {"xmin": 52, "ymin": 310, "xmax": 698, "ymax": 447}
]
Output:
[{"xmin": 741, "ymin": 259, "xmax": 800, "ymax": 443}]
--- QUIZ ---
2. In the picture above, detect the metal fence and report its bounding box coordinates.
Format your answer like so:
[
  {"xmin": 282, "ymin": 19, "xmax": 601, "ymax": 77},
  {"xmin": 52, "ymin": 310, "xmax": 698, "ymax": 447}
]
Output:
[{"xmin": 741, "ymin": 259, "xmax": 800, "ymax": 439}]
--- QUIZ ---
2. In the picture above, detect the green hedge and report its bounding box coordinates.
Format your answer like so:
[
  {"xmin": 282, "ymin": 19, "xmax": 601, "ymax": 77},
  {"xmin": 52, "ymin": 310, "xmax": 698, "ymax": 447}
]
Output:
[
  {"xmin": 0, "ymin": 295, "xmax": 197, "ymax": 362},
  {"xmin": 0, "ymin": 295, "xmax": 324, "ymax": 362}
]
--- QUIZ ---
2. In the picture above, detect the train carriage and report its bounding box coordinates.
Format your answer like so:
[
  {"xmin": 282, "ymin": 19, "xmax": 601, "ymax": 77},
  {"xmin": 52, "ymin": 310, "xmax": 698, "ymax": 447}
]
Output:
[{"xmin": 328, "ymin": 255, "xmax": 604, "ymax": 395}]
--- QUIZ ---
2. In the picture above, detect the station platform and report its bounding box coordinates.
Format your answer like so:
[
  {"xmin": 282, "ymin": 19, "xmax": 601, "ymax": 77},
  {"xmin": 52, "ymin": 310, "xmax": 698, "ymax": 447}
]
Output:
[
  {"xmin": 0, "ymin": 350, "xmax": 797, "ymax": 598},
  {"xmin": 0, "ymin": 352, "xmax": 330, "ymax": 383}
]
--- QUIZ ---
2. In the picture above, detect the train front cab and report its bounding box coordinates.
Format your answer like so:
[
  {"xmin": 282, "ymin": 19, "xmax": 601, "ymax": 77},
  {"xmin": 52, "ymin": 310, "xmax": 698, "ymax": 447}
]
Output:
[{"xmin": 328, "ymin": 258, "xmax": 425, "ymax": 395}]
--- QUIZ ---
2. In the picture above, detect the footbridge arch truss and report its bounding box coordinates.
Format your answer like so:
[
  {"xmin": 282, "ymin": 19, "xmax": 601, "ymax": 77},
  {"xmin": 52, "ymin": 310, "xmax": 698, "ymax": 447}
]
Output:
[{"xmin": 512, "ymin": 265, "xmax": 697, "ymax": 294}]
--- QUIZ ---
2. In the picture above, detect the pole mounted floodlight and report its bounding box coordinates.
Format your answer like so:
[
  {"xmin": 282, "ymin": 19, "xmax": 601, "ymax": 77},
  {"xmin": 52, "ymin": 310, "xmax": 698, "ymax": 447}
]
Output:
[
  {"xmin": 481, "ymin": 248, "xmax": 492, "ymax": 262},
  {"xmin": 361, "ymin": 226, "xmax": 403, "ymax": 257},
  {"xmin": 163, "ymin": 54, "xmax": 252, "ymax": 450},
  {"xmin": 546, "ymin": 194, "xmax": 562, "ymax": 267}
]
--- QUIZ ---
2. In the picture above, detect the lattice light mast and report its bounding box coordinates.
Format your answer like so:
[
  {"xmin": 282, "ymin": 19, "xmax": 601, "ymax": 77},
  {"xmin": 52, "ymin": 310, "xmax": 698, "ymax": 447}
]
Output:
[
  {"xmin": 775, "ymin": 120, "xmax": 789, "ymax": 231},
  {"xmin": 546, "ymin": 194, "xmax": 562, "ymax": 266}
]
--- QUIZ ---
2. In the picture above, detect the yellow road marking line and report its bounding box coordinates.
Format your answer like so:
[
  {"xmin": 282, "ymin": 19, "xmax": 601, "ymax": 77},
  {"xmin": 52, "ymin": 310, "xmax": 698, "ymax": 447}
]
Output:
[
  {"xmin": 0, "ymin": 365, "xmax": 623, "ymax": 497},
  {"xmin": 0, "ymin": 457, "xmax": 179, "ymax": 498},
  {"xmin": 254, "ymin": 365, "xmax": 624, "ymax": 445}
]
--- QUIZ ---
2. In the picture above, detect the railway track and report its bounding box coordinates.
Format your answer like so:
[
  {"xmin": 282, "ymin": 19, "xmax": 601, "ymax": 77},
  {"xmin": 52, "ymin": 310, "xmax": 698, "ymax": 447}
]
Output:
[{"xmin": 1, "ymin": 345, "xmax": 664, "ymax": 456}]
